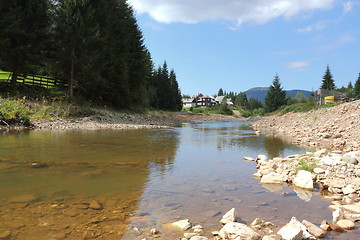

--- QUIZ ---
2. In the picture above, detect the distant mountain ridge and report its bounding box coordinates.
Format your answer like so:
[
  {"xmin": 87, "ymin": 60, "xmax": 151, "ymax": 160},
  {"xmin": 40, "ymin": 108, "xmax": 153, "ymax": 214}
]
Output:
[{"xmin": 245, "ymin": 87, "xmax": 313, "ymax": 102}]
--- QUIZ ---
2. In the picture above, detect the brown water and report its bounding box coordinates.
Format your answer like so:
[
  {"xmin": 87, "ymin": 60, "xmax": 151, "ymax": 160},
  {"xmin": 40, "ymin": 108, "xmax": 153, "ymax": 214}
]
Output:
[{"xmin": 0, "ymin": 121, "xmax": 358, "ymax": 239}]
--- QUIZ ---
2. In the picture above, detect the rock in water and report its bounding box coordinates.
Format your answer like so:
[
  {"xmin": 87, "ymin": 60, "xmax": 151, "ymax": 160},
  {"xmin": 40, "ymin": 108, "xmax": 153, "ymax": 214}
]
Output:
[
  {"xmin": 278, "ymin": 217, "xmax": 315, "ymax": 240},
  {"xmin": 0, "ymin": 231, "xmax": 11, "ymax": 239},
  {"xmin": 218, "ymin": 222, "xmax": 261, "ymax": 240},
  {"xmin": 336, "ymin": 219, "xmax": 355, "ymax": 230},
  {"xmin": 89, "ymin": 200, "xmax": 102, "ymax": 210},
  {"xmin": 260, "ymin": 172, "xmax": 284, "ymax": 184},
  {"xmin": 293, "ymin": 170, "xmax": 313, "ymax": 190},
  {"xmin": 8, "ymin": 194, "xmax": 38, "ymax": 203},
  {"xmin": 172, "ymin": 219, "xmax": 191, "ymax": 230},
  {"xmin": 277, "ymin": 223, "xmax": 303, "ymax": 240},
  {"xmin": 302, "ymin": 220, "xmax": 325, "ymax": 238},
  {"xmin": 220, "ymin": 208, "xmax": 236, "ymax": 225},
  {"xmin": 332, "ymin": 208, "xmax": 344, "ymax": 223}
]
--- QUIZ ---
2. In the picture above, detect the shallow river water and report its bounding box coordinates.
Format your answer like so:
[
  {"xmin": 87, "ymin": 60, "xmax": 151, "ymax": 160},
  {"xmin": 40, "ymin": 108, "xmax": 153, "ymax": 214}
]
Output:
[{"xmin": 0, "ymin": 121, "xmax": 359, "ymax": 239}]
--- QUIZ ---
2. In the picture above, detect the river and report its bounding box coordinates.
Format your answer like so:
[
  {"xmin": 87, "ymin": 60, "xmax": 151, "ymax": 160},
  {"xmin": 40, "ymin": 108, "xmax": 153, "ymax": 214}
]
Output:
[{"xmin": 0, "ymin": 120, "xmax": 358, "ymax": 239}]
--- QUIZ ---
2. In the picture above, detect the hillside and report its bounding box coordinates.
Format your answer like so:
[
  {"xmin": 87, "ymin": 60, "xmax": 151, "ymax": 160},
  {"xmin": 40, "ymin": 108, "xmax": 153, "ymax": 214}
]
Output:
[{"xmin": 245, "ymin": 87, "xmax": 312, "ymax": 102}]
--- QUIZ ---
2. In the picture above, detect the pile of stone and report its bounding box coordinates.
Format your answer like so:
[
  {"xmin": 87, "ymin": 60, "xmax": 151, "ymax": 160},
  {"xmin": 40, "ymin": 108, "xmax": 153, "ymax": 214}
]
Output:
[
  {"xmin": 252, "ymin": 100, "xmax": 360, "ymax": 152},
  {"xmin": 243, "ymin": 149, "xmax": 360, "ymax": 238},
  {"xmin": 168, "ymin": 207, "xmax": 338, "ymax": 240}
]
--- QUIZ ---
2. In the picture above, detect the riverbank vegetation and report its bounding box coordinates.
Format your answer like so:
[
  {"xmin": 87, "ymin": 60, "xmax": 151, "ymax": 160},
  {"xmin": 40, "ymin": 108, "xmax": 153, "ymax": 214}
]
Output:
[{"xmin": 0, "ymin": 0, "xmax": 182, "ymax": 118}]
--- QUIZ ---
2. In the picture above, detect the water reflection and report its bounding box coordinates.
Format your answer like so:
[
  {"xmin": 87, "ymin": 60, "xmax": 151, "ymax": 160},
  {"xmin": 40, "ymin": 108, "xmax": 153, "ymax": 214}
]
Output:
[
  {"xmin": 263, "ymin": 135, "xmax": 286, "ymax": 158},
  {"xmin": 0, "ymin": 129, "xmax": 179, "ymax": 239}
]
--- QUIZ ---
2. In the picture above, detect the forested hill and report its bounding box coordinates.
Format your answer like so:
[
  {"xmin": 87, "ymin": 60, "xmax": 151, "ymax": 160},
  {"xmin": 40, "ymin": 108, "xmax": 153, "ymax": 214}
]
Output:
[
  {"xmin": 0, "ymin": 0, "xmax": 182, "ymax": 111},
  {"xmin": 245, "ymin": 87, "xmax": 312, "ymax": 102}
]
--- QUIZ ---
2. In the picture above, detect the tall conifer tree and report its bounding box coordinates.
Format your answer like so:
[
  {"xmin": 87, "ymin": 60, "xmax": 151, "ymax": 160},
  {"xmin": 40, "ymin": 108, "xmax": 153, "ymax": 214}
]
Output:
[
  {"xmin": 321, "ymin": 65, "xmax": 336, "ymax": 90},
  {"xmin": 265, "ymin": 74, "xmax": 286, "ymax": 112}
]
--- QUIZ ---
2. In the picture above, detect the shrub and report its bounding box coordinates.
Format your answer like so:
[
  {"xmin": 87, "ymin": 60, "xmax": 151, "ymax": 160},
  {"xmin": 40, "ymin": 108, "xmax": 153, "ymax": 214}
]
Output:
[{"xmin": 0, "ymin": 98, "xmax": 31, "ymax": 126}]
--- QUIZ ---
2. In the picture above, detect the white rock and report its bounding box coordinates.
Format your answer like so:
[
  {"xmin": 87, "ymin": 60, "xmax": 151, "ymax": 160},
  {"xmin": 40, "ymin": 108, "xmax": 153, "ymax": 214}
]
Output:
[
  {"xmin": 260, "ymin": 172, "xmax": 284, "ymax": 184},
  {"xmin": 251, "ymin": 218, "xmax": 265, "ymax": 226},
  {"xmin": 172, "ymin": 219, "xmax": 192, "ymax": 230},
  {"xmin": 293, "ymin": 170, "xmax": 313, "ymax": 190},
  {"xmin": 277, "ymin": 217, "xmax": 315, "ymax": 240},
  {"xmin": 258, "ymin": 155, "xmax": 268, "ymax": 161},
  {"xmin": 277, "ymin": 223, "xmax": 303, "ymax": 240},
  {"xmin": 342, "ymin": 186, "xmax": 356, "ymax": 195},
  {"xmin": 313, "ymin": 168, "xmax": 325, "ymax": 174},
  {"xmin": 338, "ymin": 202, "xmax": 360, "ymax": 214},
  {"xmin": 184, "ymin": 233, "xmax": 198, "ymax": 239},
  {"xmin": 314, "ymin": 149, "xmax": 327, "ymax": 157},
  {"xmin": 220, "ymin": 208, "xmax": 236, "ymax": 225},
  {"xmin": 189, "ymin": 236, "xmax": 209, "ymax": 240},
  {"xmin": 336, "ymin": 219, "xmax": 355, "ymax": 230},
  {"xmin": 219, "ymin": 222, "xmax": 261, "ymax": 240},
  {"xmin": 320, "ymin": 156, "xmax": 341, "ymax": 165}
]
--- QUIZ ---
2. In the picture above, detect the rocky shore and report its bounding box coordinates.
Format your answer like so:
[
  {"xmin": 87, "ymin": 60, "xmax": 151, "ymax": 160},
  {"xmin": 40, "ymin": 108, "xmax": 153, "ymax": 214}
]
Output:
[
  {"xmin": 0, "ymin": 111, "xmax": 240, "ymax": 131},
  {"xmin": 252, "ymin": 100, "xmax": 360, "ymax": 152}
]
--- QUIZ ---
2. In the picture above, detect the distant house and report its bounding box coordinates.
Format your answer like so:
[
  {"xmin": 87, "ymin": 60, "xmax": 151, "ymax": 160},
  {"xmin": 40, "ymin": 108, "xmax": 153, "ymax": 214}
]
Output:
[
  {"xmin": 196, "ymin": 95, "xmax": 217, "ymax": 107},
  {"xmin": 215, "ymin": 96, "xmax": 234, "ymax": 106},
  {"xmin": 314, "ymin": 89, "xmax": 347, "ymax": 105},
  {"xmin": 182, "ymin": 98, "xmax": 197, "ymax": 108}
]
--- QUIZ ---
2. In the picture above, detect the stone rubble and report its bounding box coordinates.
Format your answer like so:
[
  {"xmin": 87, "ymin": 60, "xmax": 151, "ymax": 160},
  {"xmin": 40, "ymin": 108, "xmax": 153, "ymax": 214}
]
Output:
[{"xmin": 252, "ymin": 101, "xmax": 360, "ymax": 153}]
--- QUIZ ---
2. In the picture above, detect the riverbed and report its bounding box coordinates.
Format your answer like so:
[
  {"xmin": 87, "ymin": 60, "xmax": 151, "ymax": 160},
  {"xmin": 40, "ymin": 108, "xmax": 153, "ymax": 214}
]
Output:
[{"xmin": 0, "ymin": 120, "xmax": 358, "ymax": 239}]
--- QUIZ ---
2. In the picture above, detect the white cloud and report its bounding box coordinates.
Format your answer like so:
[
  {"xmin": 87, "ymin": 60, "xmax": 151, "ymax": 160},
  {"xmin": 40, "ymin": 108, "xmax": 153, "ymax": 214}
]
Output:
[
  {"xmin": 288, "ymin": 61, "xmax": 309, "ymax": 71},
  {"xmin": 128, "ymin": 0, "xmax": 335, "ymax": 25}
]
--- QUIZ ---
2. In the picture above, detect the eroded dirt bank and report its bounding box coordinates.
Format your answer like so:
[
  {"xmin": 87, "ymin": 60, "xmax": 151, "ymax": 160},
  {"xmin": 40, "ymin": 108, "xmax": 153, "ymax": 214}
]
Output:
[{"xmin": 253, "ymin": 100, "xmax": 360, "ymax": 153}]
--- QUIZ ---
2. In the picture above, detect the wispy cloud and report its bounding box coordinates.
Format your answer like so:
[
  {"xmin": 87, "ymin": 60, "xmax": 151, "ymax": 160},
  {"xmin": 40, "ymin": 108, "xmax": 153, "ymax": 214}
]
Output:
[
  {"xmin": 343, "ymin": 1, "xmax": 358, "ymax": 13},
  {"xmin": 319, "ymin": 35, "xmax": 356, "ymax": 52},
  {"xmin": 287, "ymin": 61, "xmax": 309, "ymax": 71},
  {"xmin": 319, "ymin": 35, "xmax": 356, "ymax": 51},
  {"xmin": 128, "ymin": 0, "xmax": 335, "ymax": 25},
  {"xmin": 295, "ymin": 21, "xmax": 326, "ymax": 34}
]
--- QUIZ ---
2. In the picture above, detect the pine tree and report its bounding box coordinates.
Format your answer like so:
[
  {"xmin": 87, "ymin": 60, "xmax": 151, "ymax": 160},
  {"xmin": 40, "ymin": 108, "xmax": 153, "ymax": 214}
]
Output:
[
  {"xmin": 265, "ymin": 74, "xmax": 286, "ymax": 112},
  {"xmin": 354, "ymin": 73, "xmax": 360, "ymax": 98},
  {"xmin": 218, "ymin": 88, "xmax": 224, "ymax": 96},
  {"xmin": 0, "ymin": 0, "xmax": 51, "ymax": 83},
  {"xmin": 169, "ymin": 70, "xmax": 182, "ymax": 111},
  {"xmin": 235, "ymin": 92, "xmax": 248, "ymax": 107},
  {"xmin": 321, "ymin": 65, "xmax": 336, "ymax": 90}
]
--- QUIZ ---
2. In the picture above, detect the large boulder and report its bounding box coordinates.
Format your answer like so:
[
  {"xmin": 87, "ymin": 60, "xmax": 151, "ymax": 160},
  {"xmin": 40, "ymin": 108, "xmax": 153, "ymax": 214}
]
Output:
[
  {"xmin": 218, "ymin": 222, "xmax": 261, "ymax": 240},
  {"xmin": 293, "ymin": 170, "xmax": 313, "ymax": 190}
]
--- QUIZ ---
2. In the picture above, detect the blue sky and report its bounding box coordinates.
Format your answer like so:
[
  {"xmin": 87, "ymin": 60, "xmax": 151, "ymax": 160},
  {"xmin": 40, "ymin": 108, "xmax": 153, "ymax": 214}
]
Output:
[{"xmin": 128, "ymin": 0, "xmax": 360, "ymax": 96}]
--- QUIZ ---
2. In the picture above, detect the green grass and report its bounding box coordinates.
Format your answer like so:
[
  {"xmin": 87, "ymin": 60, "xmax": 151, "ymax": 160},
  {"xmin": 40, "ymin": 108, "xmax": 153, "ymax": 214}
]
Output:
[
  {"xmin": 280, "ymin": 101, "xmax": 343, "ymax": 115},
  {"xmin": 296, "ymin": 155, "xmax": 319, "ymax": 173}
]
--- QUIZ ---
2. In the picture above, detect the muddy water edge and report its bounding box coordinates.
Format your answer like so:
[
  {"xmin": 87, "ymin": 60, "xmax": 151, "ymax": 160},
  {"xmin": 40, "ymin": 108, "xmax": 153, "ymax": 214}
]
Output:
[{"xmin": 0, "ymin": 121, "xmax": 358, "ymax": 239}]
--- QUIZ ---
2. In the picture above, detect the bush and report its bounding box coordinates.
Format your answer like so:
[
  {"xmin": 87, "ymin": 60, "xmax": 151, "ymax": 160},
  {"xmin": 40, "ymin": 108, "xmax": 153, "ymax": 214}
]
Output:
[{"xmin": 0, "ymin": 98, "xmax": 31, "ymax": 126}]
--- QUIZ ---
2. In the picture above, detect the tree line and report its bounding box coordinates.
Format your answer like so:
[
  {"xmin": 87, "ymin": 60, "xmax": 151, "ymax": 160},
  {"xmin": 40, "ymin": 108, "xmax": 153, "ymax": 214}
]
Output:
[
  {"xmin": 216, "ymin": 65, "xmax": 360, "ymax": 116},
  {"xmin": 0, "ymin": 0, "xmax": 182, "ymax": 110}
]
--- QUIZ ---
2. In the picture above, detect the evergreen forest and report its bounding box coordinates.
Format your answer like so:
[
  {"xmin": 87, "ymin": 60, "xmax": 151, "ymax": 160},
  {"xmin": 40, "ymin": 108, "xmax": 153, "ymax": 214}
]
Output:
[{"xmin": 0, "ymin": 0, "xmax": 182, "ymax": 111}]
